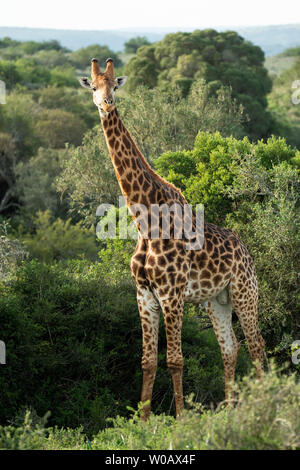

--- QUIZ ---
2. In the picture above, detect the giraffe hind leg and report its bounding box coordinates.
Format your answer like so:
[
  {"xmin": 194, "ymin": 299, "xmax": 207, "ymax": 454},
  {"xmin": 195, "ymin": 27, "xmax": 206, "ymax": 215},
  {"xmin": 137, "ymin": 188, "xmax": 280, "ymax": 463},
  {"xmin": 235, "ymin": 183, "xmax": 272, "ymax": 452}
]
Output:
[
  {"xmin": 231, "ymin": 288, "xmax": 265, "ymax": 378},
  {"xmin": 205, "ymin": 295, "xmax": 240, "ymax": 403}
]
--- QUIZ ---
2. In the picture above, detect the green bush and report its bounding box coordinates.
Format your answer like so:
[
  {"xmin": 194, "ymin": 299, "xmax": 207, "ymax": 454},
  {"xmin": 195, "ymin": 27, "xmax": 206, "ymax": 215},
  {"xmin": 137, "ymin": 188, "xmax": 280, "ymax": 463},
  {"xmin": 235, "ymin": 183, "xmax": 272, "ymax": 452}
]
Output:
[
  {"xmin": 155, "ymin": 131, "xmax": 300, "ymax": 224},
  {"xmin": 224, "ymin": 160, "xmax": 300, "ymax": 352},
  {"xmin": 21, "ymin": 210, "xmax": 99, "ymax": 262},
  {"xmin": 0, "ymin": 60, "xmax": 20, "ymax": 88},
  {"xmin": 90, "ymin": 363, "xmax": 300, "ymax": 450},
  {"xmin": 0, "ymin": 365, "xmax": 299, "ymax": 450},
  {"xmin": 0, "ymin": 258, "xmax": 251, "ymax": 433}
]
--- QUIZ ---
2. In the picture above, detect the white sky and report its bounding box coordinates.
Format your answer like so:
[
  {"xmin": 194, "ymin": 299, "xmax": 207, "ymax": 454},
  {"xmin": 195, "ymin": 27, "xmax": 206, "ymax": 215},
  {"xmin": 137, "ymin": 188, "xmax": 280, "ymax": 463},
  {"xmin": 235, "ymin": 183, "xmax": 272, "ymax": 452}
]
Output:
[{"xmin": 0, "ymin": 0, "xmax": 299, "ymax": 30}]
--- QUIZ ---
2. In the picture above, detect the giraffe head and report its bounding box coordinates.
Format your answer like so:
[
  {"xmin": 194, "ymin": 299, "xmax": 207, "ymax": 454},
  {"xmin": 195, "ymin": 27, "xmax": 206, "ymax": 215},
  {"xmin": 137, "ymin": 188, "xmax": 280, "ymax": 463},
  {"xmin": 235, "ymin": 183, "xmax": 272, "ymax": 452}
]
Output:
[{"xmin": 79, "ymin": 58, "xmax": 127, "ymax": 118}]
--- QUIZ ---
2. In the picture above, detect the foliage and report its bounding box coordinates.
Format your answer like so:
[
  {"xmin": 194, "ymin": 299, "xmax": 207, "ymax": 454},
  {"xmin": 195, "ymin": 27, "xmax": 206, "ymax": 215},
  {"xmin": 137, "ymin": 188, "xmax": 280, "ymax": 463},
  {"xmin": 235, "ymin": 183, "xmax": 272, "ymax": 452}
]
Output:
[
  {"xmin": 56, "ymin": 128, "xmax": 120, "ymax": 225},
  {"xmin": 33, "ymin": 85, "xmax": 98, "ymax": 128},
  {"xmin": 20, "ymin": 210, "xmax": 99, "ymax": 262},
  {"xmin": 264, "ymin": 45, "xmax": 300, "ymax": 77},
  {"xmin": 155, "ymin": 131, "xmax": 299, "ymax": 223},
  {"xmin": 1, "ymin": 365, "xmax": 299, "ymax": 450},
  {"xmin": 0, "ymin": 410, "xmax": 49, "ymax": 450},
  {"xmin": 224, "ymin": 158, "xmax": 300, "ymax": 351},
  {"xmin": 268, "ymin": 57, "xmax": 300, "ymax": 148},
  {"xmin": 0, "ymin": 91, "xmax": 41, "ymax": 158},
  {"xmin": 0, "ymin": 222, "xmax": 27, "ymax": 280},
  {"xmin": 69, "ymin": 45, "xmax": 122, "ymax": 70},
  {"xmin": 0, "ymin": 60, "xmax": 21, "ymax": 88},
  {"xmin": 125, "ymin": 29, "xmax": 273, "ymax": 139},
  {"xmin": 0, "ymin": 258, "xmax": 251, "ymax": 433},
  {"xmin": 0, "ymin": 93, "xmax": 41, "ymax": 213},
  {"xmin": 90, "ymin": 364, "xmax": 300, "ymax": 450},
  {"xmin": 15, "ymin": 58, "xmax": 51, "ymax": 86},
  {"xmin": 0, "ymin": 90, "xmax": 88, "ymax": 213},
  {"xmin": 49, "ymin": 65, "xmax": 78, "ymax": 87},
  {"xmin": 0, "ymin": 36, "xmax": 299, "ymax": 449},
  {"xmin": 15, "ymin": 147, "xmax": 68, "ymax": 219},
  {"xmin": 33, "ymin": 108, "xmax": 87, "ymax": 148},
  {"xmin": 124, "ymin": 36, "xmax": 151, "ymax": 54},
  {"xmin": 118, "ymin": 82, "xmax": 245, "ymax": 161},
  {"xmin": 279, "ymin": 46, "xmax": 300, "ymax": 57}
]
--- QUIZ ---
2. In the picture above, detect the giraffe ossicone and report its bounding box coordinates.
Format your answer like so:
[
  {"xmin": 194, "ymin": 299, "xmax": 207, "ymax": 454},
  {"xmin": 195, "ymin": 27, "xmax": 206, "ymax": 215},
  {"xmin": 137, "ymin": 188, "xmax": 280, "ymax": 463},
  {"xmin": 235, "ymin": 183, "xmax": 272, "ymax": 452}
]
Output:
[{"xmin": 79, "ymin": 58, "xmax": 265, "ymax": 420}]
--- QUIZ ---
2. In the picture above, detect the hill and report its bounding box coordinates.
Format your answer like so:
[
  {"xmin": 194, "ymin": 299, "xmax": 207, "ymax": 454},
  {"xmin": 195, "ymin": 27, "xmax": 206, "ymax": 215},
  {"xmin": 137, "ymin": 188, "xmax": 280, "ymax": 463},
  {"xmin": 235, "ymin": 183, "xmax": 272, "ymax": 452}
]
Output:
[{"xmin": 0, "ymin": 24, "xmax": 299, "ymax": 55}]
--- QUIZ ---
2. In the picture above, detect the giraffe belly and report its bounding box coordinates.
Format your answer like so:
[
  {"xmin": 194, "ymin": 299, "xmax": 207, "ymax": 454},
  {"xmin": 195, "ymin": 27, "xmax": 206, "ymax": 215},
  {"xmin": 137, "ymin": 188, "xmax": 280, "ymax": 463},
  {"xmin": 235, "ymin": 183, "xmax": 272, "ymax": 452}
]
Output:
[{"xmin": 184, "ymin": 278, "xmax": 230, "ymax": 304}]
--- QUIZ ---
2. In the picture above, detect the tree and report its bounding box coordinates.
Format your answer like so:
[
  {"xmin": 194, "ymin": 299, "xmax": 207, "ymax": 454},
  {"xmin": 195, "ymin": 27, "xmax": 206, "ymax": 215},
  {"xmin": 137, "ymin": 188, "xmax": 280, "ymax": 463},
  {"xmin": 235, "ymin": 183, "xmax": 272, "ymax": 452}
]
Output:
[
  {"xmin": 124, "ymin": 36, "xmax": 151, "ymax": 54},
  {"xmin": 16, "ymin": 147, "xmax": 68, "ymax": 219},
  {"xmin": 0, "ymin": 133, "xmax": 19, "ymax": 213},
  {"xmin": 70, "ymin": 45, "xmax": 122, "ymax": 70},
  {"xmin": 56, "ymin": 128, "xmax": 119, "ymax": 225},
  {"xmin": 268, "ymin": 57, "xmax": 300, "ymax": 148},
  {"xmin": 33, "ymin": 108, "xmax": 87, "ymax": 148},
  {"xmin": 49, "ymin": 66, "xmax": 78, "ymax": 87},
  {"xmin": 15, "ymin": 58, "xmax": 51, "ymax": 86},
  {"xmin": 0, "ymin": 61, "xmax": 20, "ymax": 89},
  {"xmin": 21, "ymin": 210, "xmax": 99, "ymax": 262},
  {"xmin": 33, "ymin": 85, "xmax": 98, "ymax": 128},
  {"xmin": 125, "ymin": 29, "xmax": 273, "ymax": 139},
  {"xmin": 0, "ymin": 92, "xmax": 41, "ymax": 213},
  {"xmin": 154, "ymin": 132, "xmax": 300, "ymax": 224}
]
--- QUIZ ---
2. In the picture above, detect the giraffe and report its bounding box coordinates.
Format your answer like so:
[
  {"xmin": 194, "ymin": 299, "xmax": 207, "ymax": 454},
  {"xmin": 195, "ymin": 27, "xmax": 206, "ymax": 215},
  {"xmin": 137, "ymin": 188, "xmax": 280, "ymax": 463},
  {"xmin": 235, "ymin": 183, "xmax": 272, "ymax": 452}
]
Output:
[{"xmin": 79, "ymin": 58, "xmax": 265, "ymax": 420}]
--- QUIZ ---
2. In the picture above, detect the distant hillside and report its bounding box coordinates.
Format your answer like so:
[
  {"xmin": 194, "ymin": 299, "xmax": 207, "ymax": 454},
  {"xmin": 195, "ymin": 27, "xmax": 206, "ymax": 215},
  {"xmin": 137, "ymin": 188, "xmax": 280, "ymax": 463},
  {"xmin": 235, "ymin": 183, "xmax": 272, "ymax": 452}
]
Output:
[
  {"xmin": 234, "ymin": 24, "xmax": 300, "ymax": 56},
  {"xmin": 0, "ymin": 27, "xmax": 164, "ymax": 52},
  {"xmin": 0, "ymin": 24, "xmax": 299, "ymax": 56}
]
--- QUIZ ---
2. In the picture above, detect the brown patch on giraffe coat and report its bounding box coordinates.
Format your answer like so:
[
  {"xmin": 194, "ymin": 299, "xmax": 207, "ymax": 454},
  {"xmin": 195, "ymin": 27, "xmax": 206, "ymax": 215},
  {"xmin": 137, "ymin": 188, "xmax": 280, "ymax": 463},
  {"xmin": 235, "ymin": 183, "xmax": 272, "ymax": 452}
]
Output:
[
  {"xmin": 123, "ymin": 135, "xmax": 131, "ymax": 149},
  {"xmin": 109, "ymin": 137, "xmax": 116, "ymax": 147}
]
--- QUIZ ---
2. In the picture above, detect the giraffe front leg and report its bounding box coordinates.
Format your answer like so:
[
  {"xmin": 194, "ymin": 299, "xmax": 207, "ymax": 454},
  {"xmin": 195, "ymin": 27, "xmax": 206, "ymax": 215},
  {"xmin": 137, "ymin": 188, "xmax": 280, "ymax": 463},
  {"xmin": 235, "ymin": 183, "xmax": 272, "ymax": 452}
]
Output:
[
  {"xmin": 136, "ymin": 287, "xmax": 160, "ymax": 421},
  {"xmin": 160, "ymin": 295, "xmax": 184, "ymax": 418}
]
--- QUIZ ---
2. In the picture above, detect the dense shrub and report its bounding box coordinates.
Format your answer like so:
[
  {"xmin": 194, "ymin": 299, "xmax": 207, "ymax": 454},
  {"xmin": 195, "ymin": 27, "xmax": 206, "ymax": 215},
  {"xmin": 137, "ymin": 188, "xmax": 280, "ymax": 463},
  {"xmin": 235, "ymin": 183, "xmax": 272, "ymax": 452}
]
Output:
[
  {"xmin": 155, "ymin": 131, "xmax": 299, "ymax": 223},
  {"xmin": 1, "ymin": 365, "xmax": 298, "ymax": 450},
  {"xmin": 20, "ymin": 210, "xmax": 99, "ymax": 262},
  {"xmin": 0, "ymin": 259, "xmax": 250, "ymax": 433},
  {"xmin": 90, "ymin": 364, "xmax": 300, "ymax": 450}
]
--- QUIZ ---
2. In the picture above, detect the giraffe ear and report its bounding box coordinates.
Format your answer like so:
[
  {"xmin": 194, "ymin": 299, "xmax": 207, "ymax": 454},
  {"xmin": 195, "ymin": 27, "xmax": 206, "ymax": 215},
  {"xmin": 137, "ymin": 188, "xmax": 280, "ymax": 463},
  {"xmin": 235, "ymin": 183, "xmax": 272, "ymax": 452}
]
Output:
[
  {"xmin": 115, "ymin": 76, "xmax": 127, "ymax": 89},
  {"xmin": 78, "ymin": 77, "xmax": 91, "ymax": 89}
]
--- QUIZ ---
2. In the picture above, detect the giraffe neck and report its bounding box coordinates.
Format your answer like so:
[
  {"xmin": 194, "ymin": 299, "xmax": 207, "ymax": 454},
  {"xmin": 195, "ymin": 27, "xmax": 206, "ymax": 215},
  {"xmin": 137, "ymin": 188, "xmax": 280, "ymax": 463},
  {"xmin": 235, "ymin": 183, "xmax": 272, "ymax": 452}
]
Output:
[{"xmin": 100, "ymin": 107, "xmax": 185, "ymax": 210}]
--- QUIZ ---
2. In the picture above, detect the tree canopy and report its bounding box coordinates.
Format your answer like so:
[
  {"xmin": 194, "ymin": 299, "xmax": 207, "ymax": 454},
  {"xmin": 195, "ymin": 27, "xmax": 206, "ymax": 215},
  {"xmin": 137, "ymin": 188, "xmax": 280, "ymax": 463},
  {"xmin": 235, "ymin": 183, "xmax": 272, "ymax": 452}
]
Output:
[
  {"xmin": 125, "ymin": 29, "xmax": 273, "ymax": 139},
  {"xmin": 124, "ymin": 36, "xmax": 151, "ymax": 54}
]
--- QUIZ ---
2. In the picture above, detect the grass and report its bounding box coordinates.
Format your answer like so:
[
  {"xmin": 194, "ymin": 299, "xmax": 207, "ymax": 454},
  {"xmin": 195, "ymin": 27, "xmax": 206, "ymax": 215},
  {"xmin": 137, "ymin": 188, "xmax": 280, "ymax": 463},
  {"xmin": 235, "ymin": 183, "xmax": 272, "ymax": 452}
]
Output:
[{"xmin": 1, "ymin": 363, "xmax": 299, "ymax": 450}]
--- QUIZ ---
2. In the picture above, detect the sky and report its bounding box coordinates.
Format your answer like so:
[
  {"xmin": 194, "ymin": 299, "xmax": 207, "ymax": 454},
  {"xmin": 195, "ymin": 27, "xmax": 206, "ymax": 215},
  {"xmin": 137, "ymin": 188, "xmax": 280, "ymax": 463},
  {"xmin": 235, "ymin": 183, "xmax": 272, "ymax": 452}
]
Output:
[{"xmin": 0, "ymin": 0, "xmax": 299, "ymax": 30}]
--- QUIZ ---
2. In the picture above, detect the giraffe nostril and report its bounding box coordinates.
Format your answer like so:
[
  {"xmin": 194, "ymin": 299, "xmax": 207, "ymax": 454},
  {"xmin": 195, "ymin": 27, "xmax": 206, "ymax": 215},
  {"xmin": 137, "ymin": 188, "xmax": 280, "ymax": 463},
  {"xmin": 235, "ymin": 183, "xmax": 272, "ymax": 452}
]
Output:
[{"xmin": 104, "ymin": 98, "xmax": 113, "ymax": 106}]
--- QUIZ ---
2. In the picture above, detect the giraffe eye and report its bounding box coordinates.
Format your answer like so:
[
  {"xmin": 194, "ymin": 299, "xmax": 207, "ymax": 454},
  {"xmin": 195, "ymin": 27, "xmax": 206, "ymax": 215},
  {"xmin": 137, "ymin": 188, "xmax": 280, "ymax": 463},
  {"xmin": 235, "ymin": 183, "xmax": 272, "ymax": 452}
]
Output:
[
  {"xmin": 114, "ymin": 86, "xmax": 118, "ymax": 91},
  {"xmin": 92, "ymin": 86, "xmax": 97, "ymax": 91}
]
